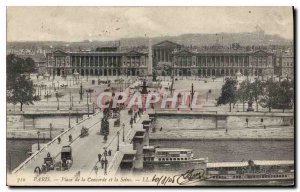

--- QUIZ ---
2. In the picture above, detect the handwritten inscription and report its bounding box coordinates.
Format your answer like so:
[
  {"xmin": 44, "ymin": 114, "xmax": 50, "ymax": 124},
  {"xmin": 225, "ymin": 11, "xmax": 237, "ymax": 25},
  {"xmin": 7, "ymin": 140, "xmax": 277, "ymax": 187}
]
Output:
[{"xmin": 152, "ymin": 168, "xmax": 210, "ymax": 186}]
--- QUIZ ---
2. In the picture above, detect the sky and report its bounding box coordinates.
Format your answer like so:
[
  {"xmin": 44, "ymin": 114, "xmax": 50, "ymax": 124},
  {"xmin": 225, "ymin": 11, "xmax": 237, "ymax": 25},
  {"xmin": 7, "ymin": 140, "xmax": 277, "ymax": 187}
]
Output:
[{"xmin": 7, "ymin": 6, "xmax": 293, "ymax": 42}]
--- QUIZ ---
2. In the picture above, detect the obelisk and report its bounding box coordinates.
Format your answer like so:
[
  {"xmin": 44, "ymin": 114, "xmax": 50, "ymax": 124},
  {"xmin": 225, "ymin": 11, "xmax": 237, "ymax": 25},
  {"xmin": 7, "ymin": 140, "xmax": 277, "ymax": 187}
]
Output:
[{"xmin": 148, "ymin": 38, "xmax": 153, "ymax": 76}]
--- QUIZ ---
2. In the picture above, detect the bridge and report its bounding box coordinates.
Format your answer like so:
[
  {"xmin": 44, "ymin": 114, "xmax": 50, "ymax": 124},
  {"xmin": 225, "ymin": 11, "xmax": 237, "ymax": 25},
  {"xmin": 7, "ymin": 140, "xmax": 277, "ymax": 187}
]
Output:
[{"xmin": 8, "ymin": 105, "xmax": 152, "ymax": 185}]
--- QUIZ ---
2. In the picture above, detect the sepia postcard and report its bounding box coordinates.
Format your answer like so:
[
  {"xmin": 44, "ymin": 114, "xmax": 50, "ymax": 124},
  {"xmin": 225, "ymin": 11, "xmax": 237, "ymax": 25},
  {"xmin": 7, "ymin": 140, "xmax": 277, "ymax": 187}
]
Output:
[{"xmin": 6, "ymin": 6, "xmax": 295, "ymax": 187}]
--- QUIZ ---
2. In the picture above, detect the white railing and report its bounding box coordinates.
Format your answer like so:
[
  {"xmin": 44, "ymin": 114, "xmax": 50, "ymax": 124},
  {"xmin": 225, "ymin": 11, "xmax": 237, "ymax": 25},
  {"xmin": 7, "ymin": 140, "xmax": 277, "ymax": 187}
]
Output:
[{"xmin": 12, "ymin": 111, "xmax": 101, "ymax": 174}]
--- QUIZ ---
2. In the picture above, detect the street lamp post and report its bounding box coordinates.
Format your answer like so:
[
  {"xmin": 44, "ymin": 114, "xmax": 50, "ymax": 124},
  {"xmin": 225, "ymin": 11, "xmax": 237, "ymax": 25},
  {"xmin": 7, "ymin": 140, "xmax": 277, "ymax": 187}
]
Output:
[
  {"xmin": 122, "ymin": 123, "xmax": 125, "ymax": 142},
  {"xmin": 46, "ymin": 91, "xmax": 49, "ymax": 102},
  {"xmin": 190, "ymin": 83, "xmax": 194, "ymax": 109},
  {"xmin": 86, "ymin": 88, "xmax": 93, "ymax": 103},
  {"xmin": 72, "ymin": 96, "xmax": 74, "ymax": 108},
  {"xmin": 68, "ymin": 110, "xmax": 71, "ymax": 128},
  {"xmin": 87, "ymin": 103, "xmax": 90, "ymax": 117},
  {"xmin": 206, "ymin": 91, "xmax": 209, "ymax": 102},
  {"xmin": 90, "ymin": 91, "xmax": 92, "ymax": 102},
  {"xmin": 55, "ymin": 92, "xmax": 60, "ymax": 110},
  {"xmin": 86, "ymin": 93, "xmax": 89, "ymax": 105},
  {"xmin": 69, "ymin": 91, "xmax": 72, "ymax": 110},
  {"xmin": 76, "ymin": 109, "xmax": 79, "ymax": 123},
  {"xmin": 117, "ymin": 131, "xmax": 120, "ymax": 151},
  {"xmin": 37, "ymin": 131, "xmax": 40, "ymax": 150},
  {"xmin": 79, "ymin": 83, "xmax": 83, "ymax": 101},
  {"xmin": 103, "ymin": 147, "xmax": 107, "ymax": 175},
  {"xmin": 49, "ymin": 123, "xmax": 53, "ymax": 140}
]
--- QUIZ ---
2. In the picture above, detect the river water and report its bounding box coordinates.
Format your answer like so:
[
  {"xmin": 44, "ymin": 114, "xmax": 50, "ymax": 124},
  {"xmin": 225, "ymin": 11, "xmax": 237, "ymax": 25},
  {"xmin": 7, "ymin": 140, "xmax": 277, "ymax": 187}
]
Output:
[
  {"xmin": 7, "ymin": 139, "xmax": 51, "ymax": 173},
  {"xmin": 149, "ymin": 139, "xmax": 294, "ymax": 162},
  {"xmin": 145, "ymin": 139, "xmax": 294, "ymax": 186}
]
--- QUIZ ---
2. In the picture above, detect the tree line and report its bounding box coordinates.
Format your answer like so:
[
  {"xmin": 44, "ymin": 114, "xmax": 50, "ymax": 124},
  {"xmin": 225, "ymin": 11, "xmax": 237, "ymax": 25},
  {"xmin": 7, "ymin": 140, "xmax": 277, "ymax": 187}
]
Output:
[
  {"xmin": 217, "ymin": 77, "xmax": 294, "ymax": 112},
  {"xmin": 7, "ymin": 54, "xmax": 39, "ymax": 111}
]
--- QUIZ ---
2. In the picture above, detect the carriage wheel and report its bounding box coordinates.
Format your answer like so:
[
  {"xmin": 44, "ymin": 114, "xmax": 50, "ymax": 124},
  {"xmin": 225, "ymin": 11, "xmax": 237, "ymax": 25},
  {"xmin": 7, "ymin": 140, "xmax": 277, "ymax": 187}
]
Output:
[{"xmin": 34, "ymin": 166, "xmax": 41, "ymax": 176}]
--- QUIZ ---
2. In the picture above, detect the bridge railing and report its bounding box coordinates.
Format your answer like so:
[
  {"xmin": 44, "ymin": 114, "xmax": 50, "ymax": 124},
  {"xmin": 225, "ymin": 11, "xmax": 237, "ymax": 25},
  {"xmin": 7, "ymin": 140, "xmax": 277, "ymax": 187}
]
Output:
[
  {"xmin": 12, "ymin": 110, "xmax": 101, "ymax": 174},
  {"xmin": 149, "ymin": 109, "xmax": 294, "ymax": 117},
  {"xmin": 107, "ymin": 151, "xmax": 123, "ymax": 175},
  {"xmin": 8, "ymin": 107, "xmax": 93, "ymax": 115},
  {"xmin": 151, "ymin": 108, "xmax": 217, "ymax": 114}
]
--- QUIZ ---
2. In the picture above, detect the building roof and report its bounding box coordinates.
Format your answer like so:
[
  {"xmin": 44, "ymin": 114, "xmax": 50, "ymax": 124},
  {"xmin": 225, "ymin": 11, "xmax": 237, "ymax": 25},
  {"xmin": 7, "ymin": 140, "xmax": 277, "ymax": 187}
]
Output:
[
  {"xmin": 152, "ymin": 40, "xmax": 182, "ymax": 49},
  {"xmin": 207, "ymin": 160, "xmax": 294, "ymax": 168},
  {"xmin": 52, "ymin": 49, "xmax": 146, "ymax": 56},
  {"xmin": 61, "ymin": 146, "xmax": 72, "ymax": 153},
  {"xmin": 155, "ymin": 148, "xmax": 192, "ymax": 152},
  {"xmin": 172, "ymin": 49, "xmax": 273, "ymax": 56},
  {"xmin": 173, "ymin": 49, "xmax": 197, "ymax": 55},
  {"xmin": 124, "ymin": 50, "xmax": 147, "ymax": 55}
]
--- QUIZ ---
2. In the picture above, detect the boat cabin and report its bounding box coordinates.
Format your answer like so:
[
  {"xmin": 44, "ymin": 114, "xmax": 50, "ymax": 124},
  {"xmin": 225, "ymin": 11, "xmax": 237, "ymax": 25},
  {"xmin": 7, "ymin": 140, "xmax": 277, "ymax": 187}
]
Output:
[{"xmin": 143, "ymin": 146, "xmax": 193, "ymax": 162}]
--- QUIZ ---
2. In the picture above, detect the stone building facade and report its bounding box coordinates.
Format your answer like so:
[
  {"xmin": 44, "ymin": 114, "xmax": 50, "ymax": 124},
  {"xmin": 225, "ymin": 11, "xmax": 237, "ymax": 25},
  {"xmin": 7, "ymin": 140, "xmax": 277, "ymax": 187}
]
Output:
[
  {"xmin": 276, "ymin": 53, "xmax": 294, "ymax": 78},
  {"xmin": 171, "ymin": 49, "xmax": 274, "ymax": 77},
  {"xmin": 152, "ymin": 40, "xmax": 275, "ymax": 77},
  {"xmin": 46, "ymin": 40, "xmax": 276, "ymax": 78},
  {"xmin": 46, "ymin": 50, "xmax": 149, "ymax": 77}
]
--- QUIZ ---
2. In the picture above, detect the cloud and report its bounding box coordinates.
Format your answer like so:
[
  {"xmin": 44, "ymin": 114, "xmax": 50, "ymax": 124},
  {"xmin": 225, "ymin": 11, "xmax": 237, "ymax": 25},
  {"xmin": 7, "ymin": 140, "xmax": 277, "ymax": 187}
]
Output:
[{"xmin": 7, "ymin": 7, "xmax": 293, "ymax": 42}]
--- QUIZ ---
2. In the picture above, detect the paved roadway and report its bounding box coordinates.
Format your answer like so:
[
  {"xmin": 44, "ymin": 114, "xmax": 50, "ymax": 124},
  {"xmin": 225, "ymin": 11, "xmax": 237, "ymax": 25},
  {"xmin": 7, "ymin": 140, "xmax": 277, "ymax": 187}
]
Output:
[
  {"xmin": 13, "ymin": 111, "xmax": 102, "ymax": 174},
  {"xmin": 12, "ymin": 81, "xmax": 140, "ymax": 178},
  {"xmin": 69, "ymin": 110, "xmax": 133, "ymax": 176},
  {"xmin": 13, "ymin": 109, "xmax": 138, "ymax": 178}
]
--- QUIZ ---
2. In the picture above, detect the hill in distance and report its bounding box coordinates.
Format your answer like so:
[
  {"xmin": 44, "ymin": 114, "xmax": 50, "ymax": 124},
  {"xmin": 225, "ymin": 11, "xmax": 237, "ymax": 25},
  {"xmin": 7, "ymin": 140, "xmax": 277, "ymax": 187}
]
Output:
[{"xmin": 7, "ymin": 32, "xmax": 292, "ymax": 51}]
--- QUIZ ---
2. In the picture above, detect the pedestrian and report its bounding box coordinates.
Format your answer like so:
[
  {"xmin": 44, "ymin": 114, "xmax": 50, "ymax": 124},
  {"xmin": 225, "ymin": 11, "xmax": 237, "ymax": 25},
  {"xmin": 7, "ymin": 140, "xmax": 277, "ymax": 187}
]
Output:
[
  {"xmin": 152, "ymin": 127, "xmax": 156, "ymax": 133},
  {"xmin": 225, "ymin": 129, "xmax": 228, "ymax": 134},
  {"xmin": 69, "ymin": 134, "xmax": 72, "ymax": 142},
  {"xmin": 94, "ymin": 165, "xmax": 98, "ymax": 176},
  {"xmin": 41, "ymin": 164, "xmax": 46, "ymax": 174},
  {"xmin": 130, "ymin": 119, "xmax": 133, "ymax": 128},
  {"xmin": 160, "ymin": 127, "xmax": 163, "ymax": 131},
  {"xmin": 101, "ymin": 159, "xmax": 104, "ymax": 169},
  {"xmin": 108, "ymin": 150, "xmax": 112, "ymax": 156},
  {"xmin": 75, "ymin": 171, "xmax": 80, "ymax": 179},
  {"xmin": 58, "ymin": 137, "xmax": 61, "ymax": 144},
  {"xmin": 98, "ymin": 154, "xmax": 102, "ymax": 162}
]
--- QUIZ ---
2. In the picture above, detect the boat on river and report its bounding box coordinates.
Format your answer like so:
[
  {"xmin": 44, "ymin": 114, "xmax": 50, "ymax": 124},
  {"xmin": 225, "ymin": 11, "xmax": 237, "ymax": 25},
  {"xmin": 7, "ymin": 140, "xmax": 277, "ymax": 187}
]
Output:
[
  {"xmin": 143, "ymin": 146, "xmax": 208, "ymax": 164},
  {"xmin": 206, "ymin": 160, "xmax": 294, "ymax": 183}
]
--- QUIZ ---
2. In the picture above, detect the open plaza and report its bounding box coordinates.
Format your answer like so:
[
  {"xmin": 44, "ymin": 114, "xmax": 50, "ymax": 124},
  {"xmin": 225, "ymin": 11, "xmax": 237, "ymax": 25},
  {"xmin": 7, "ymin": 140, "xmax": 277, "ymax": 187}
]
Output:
[{"xmin": 7, "ymin": 73, "xmax": 294, "ymax": 141}]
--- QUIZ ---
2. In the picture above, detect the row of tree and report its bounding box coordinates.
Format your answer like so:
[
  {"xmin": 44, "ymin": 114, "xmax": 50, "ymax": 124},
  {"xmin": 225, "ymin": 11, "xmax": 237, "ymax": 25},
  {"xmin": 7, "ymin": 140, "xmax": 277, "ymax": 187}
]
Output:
[
  {"xmin": 7, "ymin": 54, "xmax": 39, "ymax": 111},
  {"xmin": 217, "ymin": 77, "xmax": 294, "ymax": 112}
]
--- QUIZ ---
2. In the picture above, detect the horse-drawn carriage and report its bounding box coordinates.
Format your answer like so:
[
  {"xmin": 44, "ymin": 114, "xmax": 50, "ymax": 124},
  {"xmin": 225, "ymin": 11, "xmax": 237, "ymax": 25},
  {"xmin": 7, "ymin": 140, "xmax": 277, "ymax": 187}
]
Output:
[
  {"xmin": 44, "ymin": 154, "xmax": 55, "ymax": 171},
  {"xmin": 55, "ymin": 92, "xmax": 65, "ymax": 98},
  {"xmin": 55, "ymin": 146, "xmax": 73, "ymax": 171},
  {"xmin": 80, "ymin": 127, "xmax": 89, "ymax": 138},
  {"xmin": 44, "ymin": 93, "xmax": 52, "ymax": 98},
  {"xmin": 114, "ymin": 118, "xmax": 120, "ymax": 127},
  {"xmin": 34, "ymin": 153, "xmax": 55, "ymax": 175}
]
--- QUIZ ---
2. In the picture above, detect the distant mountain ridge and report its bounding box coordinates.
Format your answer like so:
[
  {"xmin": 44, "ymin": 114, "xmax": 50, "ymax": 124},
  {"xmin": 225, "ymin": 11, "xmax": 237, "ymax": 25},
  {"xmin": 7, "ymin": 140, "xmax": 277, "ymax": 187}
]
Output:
[{"xmin": 7, "ymin": 32, "xmax": 292, "ymax": 50}]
